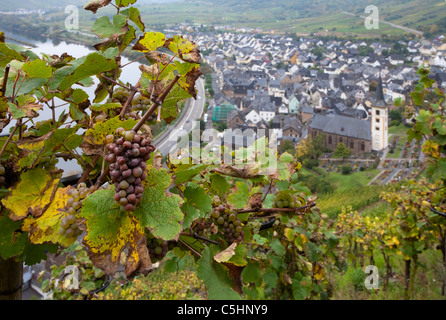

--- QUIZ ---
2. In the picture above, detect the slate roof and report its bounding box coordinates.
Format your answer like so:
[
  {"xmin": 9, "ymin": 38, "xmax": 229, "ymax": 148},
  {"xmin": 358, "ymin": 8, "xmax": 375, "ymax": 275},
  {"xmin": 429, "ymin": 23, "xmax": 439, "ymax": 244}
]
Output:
[{"xmin": 310, "ymin": 114, "xmax": 371, "ymax": 141}]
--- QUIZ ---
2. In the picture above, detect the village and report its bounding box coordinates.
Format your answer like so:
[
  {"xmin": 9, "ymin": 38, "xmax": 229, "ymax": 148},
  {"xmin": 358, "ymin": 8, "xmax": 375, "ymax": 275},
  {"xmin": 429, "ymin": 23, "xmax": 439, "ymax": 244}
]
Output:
[{"xmin": 162, "ymin": 24, "xmax": 446, "ymax": 186}]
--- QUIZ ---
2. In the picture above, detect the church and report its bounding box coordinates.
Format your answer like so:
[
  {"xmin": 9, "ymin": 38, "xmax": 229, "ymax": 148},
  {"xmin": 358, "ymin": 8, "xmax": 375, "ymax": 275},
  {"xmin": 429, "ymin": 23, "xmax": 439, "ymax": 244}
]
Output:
[{"xmin": 308, "ymin": 75, "xmax": 388, "ymax": 154}]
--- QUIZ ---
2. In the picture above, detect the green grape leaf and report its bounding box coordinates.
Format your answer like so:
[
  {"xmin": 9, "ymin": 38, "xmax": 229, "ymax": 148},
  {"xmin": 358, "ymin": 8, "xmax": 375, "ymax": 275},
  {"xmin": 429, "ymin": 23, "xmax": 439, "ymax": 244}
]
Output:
[
  {"xmin": 22, "ymin": 242, "xmax": 58, "ymax": 266},
  {"xmin": 115, "ymin": 0, "xmax": 136, "ymax": 7},
  {"xmin": 181, "ymin": 183, "xmax": 212, "ymax": 229},
  {"xmin": 174, "ymin": 163, "xmax": 207, "ymax": 185},
  {"xmin": 92, "ymin": 15, "xmax": 126, "ymax": 39},
  {"xmin": 7, "ymin": 102, "xmax": 26, "ymax": 119},
  {"xmin": 71, "ymin": 88, "xmax": 89, "ymax": 104},
  {"xmin": 210, "ymin": 174, "xmax": 230, "ymax": 199},
  {"xmin": 227, "ymin": 181, "xmax": 249, "ymax": 209},
  {"xmin": 270, "ymin": 238, "xmax": 286, "ymax": 256},
  {"xmin": 91, "ymin": 102, "xmax": 122, "ymax": 112},
  {"xmin": 120, "ymin": 7, "xmax": 145, "ymax": 32},
  {"xmin": 241, "ymin": 260, "xmax": 262, "ymax": 283},
  {"xmin": 132, "ymin": 31, "xmax": 166, "ymax": 52},
  {"xmin": 21, "ymin": 59, "xmax": 52, "ymax": 79},
  {"xmin": 196, "ymin": 246, "xmax": 241, "ymax": 300},
  {"xmin": 160, "ymin": 83, "xmax": 192, "ymax": 123},
  {"xmin": 0, "ymin": 210, "xmax": 27, "ymax": 259},
  {"xmin": 58, "ymin": 52, "xmax": 117, "ymax": 91},
  {"xmin": 433, "ymin": 118, "xmax": 446, "ymax": 135},
  {"xmin": 292, "ymin": 274, "xmax": 311, "ymax": 300},
  {"xmin": 277, "ymin": 152, "xmax": 295, "ymax": 181},
  {"xmin": 80, "ymin": 188, "xmax": 152, "ymax": 276},
  {"xmin": 177, "ymin": 67, "xmax": 202, "ymax": 99},
  {"xmin": 2, "ymin": 168, "xmax": 59, "ymax": 221},
  {"xmin": 134, "ymin": 167, "xmax": 184, "ymax": 240},
  {"xmin": 0, "ymin": 42, "xmax": 24, "ymax": 67}
]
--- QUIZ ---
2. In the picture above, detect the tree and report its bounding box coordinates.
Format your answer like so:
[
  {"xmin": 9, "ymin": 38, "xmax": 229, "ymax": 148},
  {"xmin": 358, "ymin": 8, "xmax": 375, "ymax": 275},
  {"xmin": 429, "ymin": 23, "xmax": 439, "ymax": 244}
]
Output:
[
  {"xmin": 295, "ymin": 134, "xmax": 324, "ymax": 163},
  {"xmin": 333, "ymin": 142, "xmax": 352, "ymax": 160},
  {"xmin": 389, "ymin": 108, "xmax": 403, "ymax": 126},
  {"xmin": 278, "ymin": 139, "xmax": 295, "ymax": 154}
]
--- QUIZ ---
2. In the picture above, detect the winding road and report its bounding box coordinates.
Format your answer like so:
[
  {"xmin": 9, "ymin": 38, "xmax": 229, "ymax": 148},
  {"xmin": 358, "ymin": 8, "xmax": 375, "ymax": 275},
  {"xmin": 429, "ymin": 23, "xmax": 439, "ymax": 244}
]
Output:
[{"xmin": 153, "ymin": 77, "xmax": 206, "ymax": 157}]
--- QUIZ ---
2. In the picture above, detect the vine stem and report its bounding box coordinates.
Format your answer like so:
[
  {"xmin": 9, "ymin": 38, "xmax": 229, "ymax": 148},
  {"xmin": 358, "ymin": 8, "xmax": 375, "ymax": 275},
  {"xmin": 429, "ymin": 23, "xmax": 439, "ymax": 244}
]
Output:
[
  {"xmin": 0, "ymin": 120, "xmax": 28, "ymax": 159},
  {"xmin": 78, "ymin": 155, "xmax": 101, "ymax": 184},
  {"xmin": 100, "ymin": 74, "xmax": 133, "ymax": 92},
  {"xmin": 236, "ymin": 203, "xmax": 316, "ymax": 215},
  {"xmin": 132, "ymin": 74, "xmax": 180, "ymax": 133},
  {"xmin": 119, "ymin": 87, "xmax": 137, "ymax": 119},
  {"xmin": 180, "ymin": 232, "xmax": 220, "ymax": 245},
  {"xmin": 179, "ymin": 238, "xmax": 202, "ymax": 258},
  {"xmin": 1, "ymin": 64, "xmax": 9, "ymax": 96}
]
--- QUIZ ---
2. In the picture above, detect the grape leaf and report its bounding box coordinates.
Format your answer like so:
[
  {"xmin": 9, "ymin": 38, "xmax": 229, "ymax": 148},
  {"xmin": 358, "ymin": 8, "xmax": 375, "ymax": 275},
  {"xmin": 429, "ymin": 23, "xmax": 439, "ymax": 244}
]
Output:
[
  {"xmin": 174, "ymin": 163, "xmax": 207, "ymax": 185},
  {"xmin": 196, "ymin": 246, "xmax": 241, "ymax": 300},
  {"xmin": 23, "ymin": 186, "xmax": 76, "ymax": 248},
  {"xmin": 2, "ymin": 168, "xmax": 59, "ymax": 221},
  {"xmin": 0, "ymin": 210, "xmax": 27, "ymax": 259},
  {"xmin": 92, "ymin": 15, "xmax": 127, "ymax": 38},
  {"xmin": 241, "ymin": 260, "xmax": 262, "ymax": 283},
  {"xmin": 120, "ymin": 7, "xmax": 145, "ymax": 32},
  {"xmin": 21, "ymin": 59, "xmax": 52, "ymax": 79},
  {"xmin": 58, "ymin": 52, "xmax": 117, "ymax": 91},
  {"xmin": 80, "ymin": 188, "xmax": 151, "ymax": 276},
  {"xmin": 132, "ymin": 31, "xmax": 166, "ymax": 52},
  {"xmin": 71, "ymin": 88, "xmax": 89, "ymax": 104},
  {"xmin": 0, "ymin": 42, "xmax": 24, "ymax": 67},
  {"xmin": 181, "ymin": 183, "xmax": 212, "ymax": 229},
  {"xmin": 134, "ymin": 167, "xmax": 184, "ymax": 240},
  {"xmin": 227, "ymin": 181, "xmax": 249, "ymax": 209},
  {"xmin": 115, "ymin": 0, "xmax": 136, "ymax": 7},
  {"xmin": 83, "ymin": 0, "xmax": 112, "ymax": 13}
]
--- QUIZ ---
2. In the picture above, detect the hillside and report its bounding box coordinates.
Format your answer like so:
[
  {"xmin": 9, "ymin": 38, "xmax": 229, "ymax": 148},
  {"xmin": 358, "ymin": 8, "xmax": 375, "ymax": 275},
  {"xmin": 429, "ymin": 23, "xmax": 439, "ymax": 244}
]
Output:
[{"xmin": 2, "ymin": 0, "xmax": 446, "ymax": 37}]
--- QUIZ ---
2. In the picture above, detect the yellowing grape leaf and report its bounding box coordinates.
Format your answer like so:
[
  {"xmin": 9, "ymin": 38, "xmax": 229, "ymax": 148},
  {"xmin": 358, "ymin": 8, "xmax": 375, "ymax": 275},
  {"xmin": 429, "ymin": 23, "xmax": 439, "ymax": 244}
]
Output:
[
  {"xmin": 80, "ymin": 188, "xmax": 152, "ymax": 276},
  {"xmin": 132, "ymin": 32, "xmax": 166, "ymax": 52},
  {"xmin": 2, "ymin": 168, "xmax": 59, "ymax": 221},
  {"xmin": 23, "ymin": 186, "xmax": 75, "ymax": 248}
]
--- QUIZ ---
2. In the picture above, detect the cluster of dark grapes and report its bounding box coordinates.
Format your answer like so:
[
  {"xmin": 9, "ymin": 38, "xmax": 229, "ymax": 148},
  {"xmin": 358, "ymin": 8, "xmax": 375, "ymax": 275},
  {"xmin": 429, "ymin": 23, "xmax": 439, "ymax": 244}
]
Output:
[
  {"xmin": 211, "ymin": 196, "xmax": 244, "ymax": 244},
  {"xmin": 0, "ymin": 163, "xmax": 5, "ymax": 187},
  {"xmin": 59, "ymin": 182, "xmax": 97, "ymax": 239},
  {"xmin": 146, "ymin": 232, "xmax": 176, "ymax": 263},
  {"xmin": 105, "ymin": 127, "xmax": 154, "ymax": 212}
]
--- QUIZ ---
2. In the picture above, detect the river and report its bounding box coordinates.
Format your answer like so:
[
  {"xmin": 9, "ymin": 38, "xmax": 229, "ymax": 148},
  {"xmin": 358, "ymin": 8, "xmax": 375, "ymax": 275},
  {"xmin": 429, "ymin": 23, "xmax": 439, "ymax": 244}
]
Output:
[{"xmin": 4, "ymin": 32, "xmax": 144, "ymax": 178}]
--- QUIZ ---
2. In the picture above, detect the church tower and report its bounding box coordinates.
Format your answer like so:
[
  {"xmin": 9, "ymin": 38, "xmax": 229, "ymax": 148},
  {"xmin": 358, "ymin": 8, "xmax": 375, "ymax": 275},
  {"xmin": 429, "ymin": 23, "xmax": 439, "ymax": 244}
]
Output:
[{"xmin": 371, "ymin": 73, "xmax": 388, "ymax": 151}]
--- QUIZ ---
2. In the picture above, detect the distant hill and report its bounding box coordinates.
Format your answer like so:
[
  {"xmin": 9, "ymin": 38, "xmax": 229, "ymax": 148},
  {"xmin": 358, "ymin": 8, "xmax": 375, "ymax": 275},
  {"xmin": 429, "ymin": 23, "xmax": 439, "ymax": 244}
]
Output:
[{"xmin": 2, "ymin": 0, "xmax": 446, "ymax": 38}]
